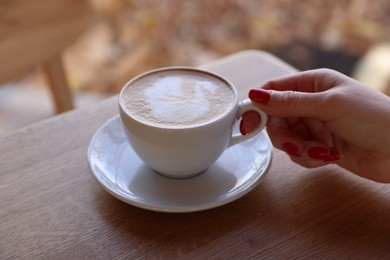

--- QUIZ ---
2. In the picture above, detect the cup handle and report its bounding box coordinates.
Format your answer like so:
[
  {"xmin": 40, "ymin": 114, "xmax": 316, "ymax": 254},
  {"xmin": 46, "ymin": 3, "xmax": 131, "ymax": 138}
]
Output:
[{"xmin": 228, "ymin": 99, "xmax": 268, "ymax": 148}]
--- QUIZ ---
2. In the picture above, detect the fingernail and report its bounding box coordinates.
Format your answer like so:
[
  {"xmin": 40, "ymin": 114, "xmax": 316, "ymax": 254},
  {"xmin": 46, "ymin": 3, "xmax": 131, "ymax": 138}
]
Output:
[
  {"xmin": 308, "ymin": 147, "xmax": 329, "ymax": 160},
  {"xmin": 282, "ymin": 143, "xmax": 300, "ymax": 157},
  {"xmin": 324, "ymin": 149, "xmax": 340, "ymax": 162},
  {"xmin": 239, "ymin": 120, "xmax": 246, "ymax": 135},
  {"xmin": 249, "ymin": 89, "xmax": 271, "ymax": 104}
]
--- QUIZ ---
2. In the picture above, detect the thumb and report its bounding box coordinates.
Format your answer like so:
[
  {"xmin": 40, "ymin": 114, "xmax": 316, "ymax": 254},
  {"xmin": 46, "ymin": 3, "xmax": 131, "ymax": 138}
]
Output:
[{"xmin": 248, "ymin": 88, "xmax": 331, "ymax": 119}]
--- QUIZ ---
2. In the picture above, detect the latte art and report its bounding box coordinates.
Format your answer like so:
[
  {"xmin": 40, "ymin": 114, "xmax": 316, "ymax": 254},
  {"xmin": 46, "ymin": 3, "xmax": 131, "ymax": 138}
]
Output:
[
  {"xmin": 144, "ymin": 76, "xmax": 219, "ymax": 123},
  {"xmin": 121, "ymin": 69, "xmax": 235, "ymax": 128}
]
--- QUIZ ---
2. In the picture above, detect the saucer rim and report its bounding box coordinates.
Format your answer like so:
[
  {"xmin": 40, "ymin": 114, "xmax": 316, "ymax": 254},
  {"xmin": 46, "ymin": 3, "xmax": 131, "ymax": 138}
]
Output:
[{"xmin": 87, "ymin": 116, "xmax": 272, "ymax": 213}]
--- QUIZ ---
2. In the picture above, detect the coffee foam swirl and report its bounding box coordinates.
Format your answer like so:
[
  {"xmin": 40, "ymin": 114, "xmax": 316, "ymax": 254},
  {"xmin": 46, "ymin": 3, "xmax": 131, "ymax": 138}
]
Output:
[
  {"xmin": 121, "ymin": 70, "xmax": 235, "ymax": 128},
  {"xmin": 144, "ymin": 76, "xmax": 218, "ymax": 123}
]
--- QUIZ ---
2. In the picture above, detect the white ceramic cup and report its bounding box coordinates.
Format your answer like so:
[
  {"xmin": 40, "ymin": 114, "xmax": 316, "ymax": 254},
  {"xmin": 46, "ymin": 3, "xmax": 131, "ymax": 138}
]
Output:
[{"xmin": 119, "ymin": 67, "xmax": 268, "ymax": 179}]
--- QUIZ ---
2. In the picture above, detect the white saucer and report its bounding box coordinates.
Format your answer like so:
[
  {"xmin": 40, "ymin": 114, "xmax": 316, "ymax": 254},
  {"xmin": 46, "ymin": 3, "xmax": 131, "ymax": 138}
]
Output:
[{"xmin": 87, "ymin": 116, "xmax": 272, "ymax": 213}]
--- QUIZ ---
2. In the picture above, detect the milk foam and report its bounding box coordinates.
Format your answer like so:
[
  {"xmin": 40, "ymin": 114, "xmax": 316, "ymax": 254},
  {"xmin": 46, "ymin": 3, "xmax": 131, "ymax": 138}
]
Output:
[{"xmin": 122, "ymin": 70, "xmax": 235, "ymax": 128}]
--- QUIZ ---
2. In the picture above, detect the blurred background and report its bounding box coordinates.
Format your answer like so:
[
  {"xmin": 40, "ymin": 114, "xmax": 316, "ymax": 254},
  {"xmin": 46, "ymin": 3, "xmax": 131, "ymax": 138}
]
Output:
[{"xmin": 1, "ymin": 0, "xmax": 390, "ymax": 133}]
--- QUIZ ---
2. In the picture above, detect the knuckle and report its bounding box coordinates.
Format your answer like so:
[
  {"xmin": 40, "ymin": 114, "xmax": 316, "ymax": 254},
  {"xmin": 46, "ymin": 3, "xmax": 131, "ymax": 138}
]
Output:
[
  {"xmin": 320, "ymin": 89, "xmax": 347, "ymax": 114},
  {"xmin": 316, "ymin": 68, "xmax": 334, "ymax": 75},
  {"xmin": 281, "ymin": 90, "xmax": 299, "ymax": 107},
  {"xmin": 323, "ymin": 89, "xmax": 345, "ymax": 104}
]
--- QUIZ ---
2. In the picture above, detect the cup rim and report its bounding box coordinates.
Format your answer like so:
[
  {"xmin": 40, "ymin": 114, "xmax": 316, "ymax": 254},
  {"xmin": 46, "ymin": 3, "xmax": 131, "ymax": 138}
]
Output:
[{"xmin": 118, "ymin": 66, "xmax": 239, "ymax": 130}]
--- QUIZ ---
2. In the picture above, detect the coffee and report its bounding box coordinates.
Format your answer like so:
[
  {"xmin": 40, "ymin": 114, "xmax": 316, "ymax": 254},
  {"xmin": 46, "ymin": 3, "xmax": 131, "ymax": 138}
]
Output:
[
  {"xmin": 120, "ymin": 69, "xmax": 235, "ymax": 128},
  {"xmin": 118, "ymin": 67, "xmax": 268, "ymax": 178}
]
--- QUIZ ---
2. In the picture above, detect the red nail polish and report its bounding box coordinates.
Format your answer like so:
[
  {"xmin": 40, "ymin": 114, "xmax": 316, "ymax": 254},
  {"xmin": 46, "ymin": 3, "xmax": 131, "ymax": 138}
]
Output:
[
  {"xmin": 249, "ymin": 89, "xmax": 271, "ymax": 104},
  {"xmin": 324, "ymin": 149, "xmax": 340, "ymax": 162},
  {"xmin": 282, "ymin": 143, "xmax": 300, "ymax": 157},
  {"xmin": 308, "ymin": 147, "xmax": 329, "ymax": 160},
  {"xmin": 239, "ymin": 120, "xmax": 247, "ymax": 136}
]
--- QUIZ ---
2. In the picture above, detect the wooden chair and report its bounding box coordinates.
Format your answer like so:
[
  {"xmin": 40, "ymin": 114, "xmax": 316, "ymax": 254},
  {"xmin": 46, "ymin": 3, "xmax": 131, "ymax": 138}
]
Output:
[{"xmin": 0, "ymin": 0, "xmax": 91, "ymax": 113}]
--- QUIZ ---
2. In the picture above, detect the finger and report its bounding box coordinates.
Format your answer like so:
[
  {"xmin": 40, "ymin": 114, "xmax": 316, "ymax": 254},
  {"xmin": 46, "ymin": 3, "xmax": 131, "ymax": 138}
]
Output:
[
  {"xmin": 288, "ymin": 118, "xmax": 310, "ymax": 140},
  {"xmin": 240, "ymin": 110, "xmax": 261, "ymax": 135},
  {"xmin": 278, "ymin": 139, "xmax": 340, "ymax": 168},
  {"xmin": 266, "ymin": 116, "xmax": 340, "ymax": 167},
  {"xmin": 261, "ymin": 68, "xmax": 345, "ymax": 92},
  {"xmin": 266, "ymin": 116, "xmax": 305, "ymax": 157},
  {"xmin": 294, "ymin": 141, "xmax": 340, "ymax": 168},
  {"xmin": 302, "ymin": 117, "xmax": 334, "ymax": 147},
  {"xmin": 248, "ymin": 88, "xmax": 338, "ymax": 121}
]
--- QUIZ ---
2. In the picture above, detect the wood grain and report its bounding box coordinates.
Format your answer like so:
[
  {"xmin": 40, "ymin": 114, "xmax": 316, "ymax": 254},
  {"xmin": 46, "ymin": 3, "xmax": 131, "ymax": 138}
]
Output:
[{"xmin": 1, "ymin": 50, "xmax": 389, "ymax": 259}]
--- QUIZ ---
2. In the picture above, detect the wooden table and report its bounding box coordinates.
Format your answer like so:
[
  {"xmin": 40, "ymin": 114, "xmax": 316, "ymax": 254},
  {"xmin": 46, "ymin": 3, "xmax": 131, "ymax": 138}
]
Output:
[{"xmin": 1, "ymin": 50, "xmax": 390, "ymax": 259}]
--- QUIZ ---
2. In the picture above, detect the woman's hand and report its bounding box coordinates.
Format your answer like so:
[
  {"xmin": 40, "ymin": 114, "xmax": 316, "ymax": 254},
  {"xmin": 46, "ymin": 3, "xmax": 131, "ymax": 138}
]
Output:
[{"xmin": 242, "ymin": 68, "xmax": 390, "ymax": 183}]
